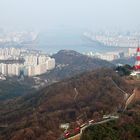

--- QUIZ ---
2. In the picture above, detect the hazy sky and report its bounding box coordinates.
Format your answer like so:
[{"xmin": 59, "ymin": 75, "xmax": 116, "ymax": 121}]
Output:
[{"xmin": 0, "ymin": 0, "xmax": 140, "ymax": 31}]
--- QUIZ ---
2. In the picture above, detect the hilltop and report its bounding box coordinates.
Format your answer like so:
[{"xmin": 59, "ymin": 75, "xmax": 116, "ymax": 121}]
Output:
[
  {"xmin": 40, "ymin": 50, "xmax": 114, "ymax": 81},
  {"xmin": 53, "ymin": 50, "xmax": 114, "ymax": 68}
]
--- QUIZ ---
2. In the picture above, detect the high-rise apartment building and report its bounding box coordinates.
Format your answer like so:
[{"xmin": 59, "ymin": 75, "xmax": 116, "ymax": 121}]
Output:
[{"xmin": 0, "ymin": 48, "xmax": 55, "ymax": 77}]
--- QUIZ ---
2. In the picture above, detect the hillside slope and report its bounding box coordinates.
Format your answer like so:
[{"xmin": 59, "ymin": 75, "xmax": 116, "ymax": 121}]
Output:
[
  {"xmin": 0, "ymin": 77, "xmax": 36, "ymax": 101},
  {"xmin": 0, "ymin": 69, "xmax": 132, "ymax": 140}
]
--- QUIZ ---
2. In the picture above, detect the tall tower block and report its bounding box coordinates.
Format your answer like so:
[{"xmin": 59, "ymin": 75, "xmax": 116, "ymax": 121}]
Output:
[{"xmin": 134, "ymin": 47, "xmax": 140, "ymax": 70}]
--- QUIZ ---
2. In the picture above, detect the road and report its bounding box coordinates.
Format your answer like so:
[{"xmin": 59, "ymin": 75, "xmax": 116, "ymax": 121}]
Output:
[
  {"xmin": 67, "ymin": 117, "xmax": 118, "ymax": 140},
  {"xmin": 124, "ymin": 88, "xmax": 137, "ymax": 110}
]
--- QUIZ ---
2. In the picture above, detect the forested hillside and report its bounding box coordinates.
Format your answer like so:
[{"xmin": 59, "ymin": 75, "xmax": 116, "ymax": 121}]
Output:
[{"xmin": 0, "ymin": 69, "xmax": 134, "ymax": 140}]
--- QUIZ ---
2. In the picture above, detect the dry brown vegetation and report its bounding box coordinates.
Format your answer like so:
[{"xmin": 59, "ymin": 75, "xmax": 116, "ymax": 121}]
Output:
[{"xmin": 0, "ymin": 69, "xmax": 136, "ymax": 140}]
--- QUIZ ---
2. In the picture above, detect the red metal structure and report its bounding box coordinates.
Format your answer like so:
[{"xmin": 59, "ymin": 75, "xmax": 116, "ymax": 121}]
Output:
[
  {"xmin": 64, "ymin": 131, "xmax": 70, "ymax": 139},
  {"xmin": 134, "ymin": 47, "xmax": 140, "ymax": 70}
]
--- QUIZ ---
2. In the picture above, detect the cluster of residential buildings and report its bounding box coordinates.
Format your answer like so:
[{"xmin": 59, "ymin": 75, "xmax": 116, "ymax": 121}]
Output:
[
  {"xmin": 84, "ymin": 31, "xmax": 140, "ymax": 48},
  {"xmin": 84, "ymin": 47, "xmax": 139, "ymax": 61},
  {"xmin": 0, "ymin": 48, "xmax": 55, "ymax": 77},
  {"xmin": 0, "ymin": 31, "xmax": 38, "ymax": 44},
  {"xmin": 93, "ymin": 35, "xmax": 138, "ymax": 48},
  {"xmin": 84, "ymin": 51, "xmax": 124, "ymax": 61},
  {"xmin": 0, "ymin": 47, "xmax": 21, "ymax": 60},
  {"xmin": 23, "ymin": 55, "xmax": 55, "ymax": 77}
]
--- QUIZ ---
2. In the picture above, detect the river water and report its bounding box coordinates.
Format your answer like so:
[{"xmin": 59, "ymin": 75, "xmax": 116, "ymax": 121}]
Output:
[{"xmin": 36, "ymin": 30, "xmax": 128, "ymax": 54}]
